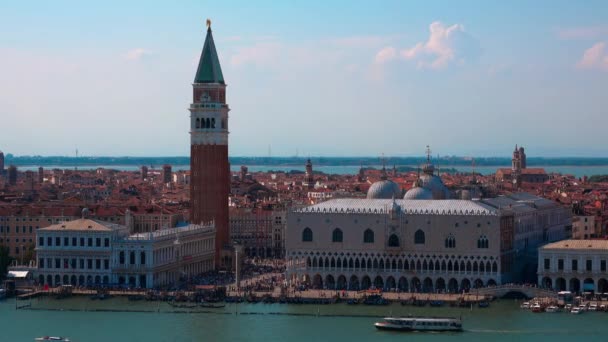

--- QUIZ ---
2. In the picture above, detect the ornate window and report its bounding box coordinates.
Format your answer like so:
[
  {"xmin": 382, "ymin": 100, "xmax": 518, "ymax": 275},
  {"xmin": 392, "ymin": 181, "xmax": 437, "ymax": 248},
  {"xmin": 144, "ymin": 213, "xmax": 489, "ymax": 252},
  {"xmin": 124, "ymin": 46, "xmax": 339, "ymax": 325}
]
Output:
[
  {"xmin": 445, "ymin": 234, "xmax": 456, "ymax": 248},
  {"xmin": 414, "ymin": 229, "xmax": 425, "ymax": 244},
  {"xmin": 477, "ymin": 235, "xmax": 489, "ymax": 249},
  {"xmin": 363, "ymin": 229, "xmax": 374, "ymax": 243},
  {"xmin": 195, "ymin": 118, "xmax": 200, "ymax": 129},
  {"xmin": 332, "ymin": 228, "xmax": 343, "ymax": 243},
  {"xmin": 388, "ymin": 234, "xmax": 400, "ymax": 247},
  {"xmin": 302, "ymin": 228, "xmax": 313, "ymax": 242}
]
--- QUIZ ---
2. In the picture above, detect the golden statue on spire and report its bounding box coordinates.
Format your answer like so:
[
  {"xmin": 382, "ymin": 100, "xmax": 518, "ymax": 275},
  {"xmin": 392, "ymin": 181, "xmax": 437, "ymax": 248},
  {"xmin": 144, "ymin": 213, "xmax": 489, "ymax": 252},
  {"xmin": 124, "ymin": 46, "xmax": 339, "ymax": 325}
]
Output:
[{"xmin": 206, "ymin": 18, "xmax": 211, "ymax": 29}]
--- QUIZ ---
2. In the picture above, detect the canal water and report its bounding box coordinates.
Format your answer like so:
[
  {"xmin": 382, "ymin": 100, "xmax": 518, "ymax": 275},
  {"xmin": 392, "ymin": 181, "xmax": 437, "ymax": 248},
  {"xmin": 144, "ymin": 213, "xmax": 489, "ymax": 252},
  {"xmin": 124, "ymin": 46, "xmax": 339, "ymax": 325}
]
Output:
[{"xmin": 2, "ymin": 297, "xmax": 608, "ymax": 341}]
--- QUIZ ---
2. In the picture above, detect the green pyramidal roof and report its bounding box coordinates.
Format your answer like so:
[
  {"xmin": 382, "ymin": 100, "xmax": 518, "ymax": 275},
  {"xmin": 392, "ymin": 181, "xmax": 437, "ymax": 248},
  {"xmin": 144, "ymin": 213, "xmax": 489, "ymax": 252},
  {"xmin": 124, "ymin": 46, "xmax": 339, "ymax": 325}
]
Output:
[{"xmin": 194, "ymin": 27, "xmax": 225, "ymax": 84}]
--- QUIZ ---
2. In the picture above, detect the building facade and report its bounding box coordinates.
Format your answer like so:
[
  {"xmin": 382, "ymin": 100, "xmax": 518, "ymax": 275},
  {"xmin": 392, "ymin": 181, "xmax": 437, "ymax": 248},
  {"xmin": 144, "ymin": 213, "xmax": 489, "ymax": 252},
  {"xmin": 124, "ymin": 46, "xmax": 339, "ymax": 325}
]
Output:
[
  {"xmin": 34, "ymin": 218, "xmax": 215, "ymax": 288},
  {"xmin": 35, "ymin": 218, "xmax": 129, "ymax": 287},
  {"xmin": 538, "ymin": 239, "xmax": 608, "ymax": 293},
  {"xmin": 285, "ymin": 195, "xmax": 570, "ymax": 292},
  {"xmin": 189, "ymin": 22, "xmax": 230, "ymax": 267},
  {"xmin": 113, "ymin": 224, "xmax": 215, "ymax": 288},
  {"xmin": 229, "ymin": 208, "xmax": 286, "ymax": 258}
]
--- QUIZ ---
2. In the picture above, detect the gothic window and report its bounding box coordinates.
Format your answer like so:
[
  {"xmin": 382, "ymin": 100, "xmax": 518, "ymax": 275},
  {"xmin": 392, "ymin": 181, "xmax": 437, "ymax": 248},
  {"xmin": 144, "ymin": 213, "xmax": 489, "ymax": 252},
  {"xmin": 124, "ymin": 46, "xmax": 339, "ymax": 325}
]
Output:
[
  {"xmin": 332, "ymin": 228, "xmax": 343, "ymax": 243},
  {"xmin": 140, "ymin": 251, "xmax": 146, "ymax": 265},
  {"xmin": 445, "ymin": 234, "xmax": 456, "ymax": 248},
  {"xmin": 211, "ymin": 118, "xmax": 216, "ymax": 128},
  {"xmin": 414, "ymin": 229, "xmax": 425, "ymax": 244},
  {"xmin": 388, "ymin": 234, "xmax": 400, "ymax": 247},
  {"xmin": 195, "ymin": 118, "xmax": 200, "ymax": 129},
  {"xmin": 221, "ymin": 119, "xmax": 226, "ymax": 129},
  {"xmin": 363, "ymin": 229, "xmax": 374, "ymax": 243},
  {"xmin": 206, "ymin": 118, "xmax": 211, "ymax": 129},
  {"xmin": 129, "ymin": 251, "xmax": 135, "ymax": 265},
  {"xmin": 477, "ymin": 235, "xmax": 489, "ymax": 249},
  {"xmin": 119, "ymin": 251, "xmax": 125, "ymax": 264},
  {"xmin": 302, "ymin": 228, "xmax": 313, "ymax": 242}
]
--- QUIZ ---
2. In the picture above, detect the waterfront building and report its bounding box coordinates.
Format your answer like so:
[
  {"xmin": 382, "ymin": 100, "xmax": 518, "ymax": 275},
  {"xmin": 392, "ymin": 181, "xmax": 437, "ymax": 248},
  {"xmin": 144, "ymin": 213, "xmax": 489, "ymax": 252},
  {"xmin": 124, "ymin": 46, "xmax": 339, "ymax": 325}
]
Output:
[
  {"xmin": 538, "ymin": 239, "xmax": 608, "ymax": 293},
  {"xmin": 189, "ymin": 21, "xmax": 230, "ymax": 267},
  {"xmin": 113, "ymin": 223, "xmax": 215, "ymax": 288},
  {"xmin": 35, "ymin": 215, "xmax": 129, "ymax": 287},
  {"xmin": 34, "ymin": 214, "xmax": 215, "ymax": 288},
  {"xmin": 285, "ymin": 191, "xmax": 570, "ymax": 291}
]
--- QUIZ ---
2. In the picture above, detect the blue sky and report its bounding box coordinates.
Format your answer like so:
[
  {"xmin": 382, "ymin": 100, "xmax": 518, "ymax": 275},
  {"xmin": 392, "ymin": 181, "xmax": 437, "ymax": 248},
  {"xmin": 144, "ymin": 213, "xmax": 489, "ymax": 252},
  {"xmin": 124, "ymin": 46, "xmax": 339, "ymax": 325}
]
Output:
[{"xmin": 1, "ymin": 0, "xmax": 608, "ymax": 157}]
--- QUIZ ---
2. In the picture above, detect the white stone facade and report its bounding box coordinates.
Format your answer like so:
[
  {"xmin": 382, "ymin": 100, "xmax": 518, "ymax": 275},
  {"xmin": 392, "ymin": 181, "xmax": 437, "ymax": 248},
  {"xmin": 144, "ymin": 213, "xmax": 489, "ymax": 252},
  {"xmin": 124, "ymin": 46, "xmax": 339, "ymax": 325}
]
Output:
[
  {"xmin": 34, "ymin": 219, "xmax": 215, "ymax": 288},
  {"xmin": 286, "ymin": 195, "xmax": 571, "ymax": 292},
  {"xmin": 538, "ymin": 239, "xmax": 608, "ymax": 293}
]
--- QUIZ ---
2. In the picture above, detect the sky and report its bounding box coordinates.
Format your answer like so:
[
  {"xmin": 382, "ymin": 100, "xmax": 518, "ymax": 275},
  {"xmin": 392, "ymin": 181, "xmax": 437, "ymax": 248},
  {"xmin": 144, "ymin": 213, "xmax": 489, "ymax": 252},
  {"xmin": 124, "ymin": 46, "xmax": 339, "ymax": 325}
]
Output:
[{"xmin": 1, "ymin": 0, "xmax": 608, "ymax": 157}]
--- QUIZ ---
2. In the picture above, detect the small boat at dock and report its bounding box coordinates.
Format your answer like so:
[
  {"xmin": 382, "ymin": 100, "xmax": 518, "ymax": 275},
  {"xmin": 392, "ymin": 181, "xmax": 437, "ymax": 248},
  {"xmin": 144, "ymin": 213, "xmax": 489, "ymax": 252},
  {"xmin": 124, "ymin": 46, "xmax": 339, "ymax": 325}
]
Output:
[
  {"xmin": 35, "ymin": 337, "xmax": 70, "ymax": 341},
  {"xmin": 375, "ymin": 317, "xmax": 463, "ymax": 332},
  {"xmin": 545, "ymin": 305, "xmax": 559, "ymax": 313}
]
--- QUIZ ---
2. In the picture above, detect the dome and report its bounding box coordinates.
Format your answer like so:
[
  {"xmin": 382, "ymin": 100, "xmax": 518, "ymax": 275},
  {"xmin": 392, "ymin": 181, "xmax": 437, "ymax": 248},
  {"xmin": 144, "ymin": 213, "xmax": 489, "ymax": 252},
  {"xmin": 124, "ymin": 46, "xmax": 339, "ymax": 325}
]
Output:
[
  {"xmin": 419, "ymin": 174, "xmax": 451, "ymax": 200},
  {"xmin": 367, "ymin": 179, "xmax": 402, "ymax": 199},
  {"xmin": 404, "ymin": 186, "xmax": 433, "ymax": 200}
]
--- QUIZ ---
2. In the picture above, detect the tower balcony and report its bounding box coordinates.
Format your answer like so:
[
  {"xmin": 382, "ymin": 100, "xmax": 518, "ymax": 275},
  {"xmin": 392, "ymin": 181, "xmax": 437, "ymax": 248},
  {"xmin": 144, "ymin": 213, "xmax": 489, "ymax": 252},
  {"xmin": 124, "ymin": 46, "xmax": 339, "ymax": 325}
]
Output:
[{"xmin": 190, "ymin": 103, "xmax": 228, "ymax": 109}]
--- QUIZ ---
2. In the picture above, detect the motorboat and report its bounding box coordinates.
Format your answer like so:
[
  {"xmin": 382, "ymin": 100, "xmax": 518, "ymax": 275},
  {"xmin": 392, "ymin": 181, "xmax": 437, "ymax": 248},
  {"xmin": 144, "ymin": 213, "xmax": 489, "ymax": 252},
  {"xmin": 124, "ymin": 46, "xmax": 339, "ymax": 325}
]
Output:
[
  {"xmin": 520, "ymin": 302, "xmax": 530, "ymax": 309},
  {"xmin": 589, "ymin": 303, "xmax": 598, "ymax": 311},
  {"xmin": 35, "ymin": 337, "xmax": 70, "ymax": 341},
  {"xmin": 375, "ymin": 316, "xmax": 463, "ymax": 332},
  {"xmin": 545, "ymin": 305, "xmax": 559, "ymax": 313},
  {"xmin": 571, "ymin": 307, "xmax": 583, "ymax": 314}
]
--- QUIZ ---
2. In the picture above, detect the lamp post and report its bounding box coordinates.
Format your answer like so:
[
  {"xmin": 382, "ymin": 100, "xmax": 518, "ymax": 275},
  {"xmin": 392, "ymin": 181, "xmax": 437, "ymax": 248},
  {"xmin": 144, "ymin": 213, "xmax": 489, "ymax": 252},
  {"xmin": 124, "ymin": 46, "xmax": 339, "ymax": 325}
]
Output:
[{"xmin": 233, "ymin": 241, "xmax": 244, "ymax": 291}]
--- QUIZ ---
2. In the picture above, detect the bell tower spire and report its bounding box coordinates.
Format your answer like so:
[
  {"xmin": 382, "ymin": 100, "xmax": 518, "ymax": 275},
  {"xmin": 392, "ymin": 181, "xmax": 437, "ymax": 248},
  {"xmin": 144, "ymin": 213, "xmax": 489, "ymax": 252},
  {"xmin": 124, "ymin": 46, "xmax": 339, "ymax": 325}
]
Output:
[{"xmin": 190, "ymin": 20, "xmax": 230, "ymax": 268}]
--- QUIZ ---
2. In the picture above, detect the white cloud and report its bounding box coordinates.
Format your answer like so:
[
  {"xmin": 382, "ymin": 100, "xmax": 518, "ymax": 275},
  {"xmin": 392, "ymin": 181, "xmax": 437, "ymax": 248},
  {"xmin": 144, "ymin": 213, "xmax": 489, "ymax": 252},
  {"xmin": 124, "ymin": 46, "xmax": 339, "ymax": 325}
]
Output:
[
  {"xmin": 374, "ymin": 46, "xmax": 397, "ymax": 64},
  {"xmin": 577, "ymin": 42, "xmax": 608, "ymax": 71},
  {"xmin": 124, "ymin": 48, "xmax": 152, "ymax": 61},
  {"xmin": 375, "ymin": 21, "xmax": 479, "ymax": 70},
  {"xmin": 230, "ymin": 42, "xmax": 281, "ymax": 67}
]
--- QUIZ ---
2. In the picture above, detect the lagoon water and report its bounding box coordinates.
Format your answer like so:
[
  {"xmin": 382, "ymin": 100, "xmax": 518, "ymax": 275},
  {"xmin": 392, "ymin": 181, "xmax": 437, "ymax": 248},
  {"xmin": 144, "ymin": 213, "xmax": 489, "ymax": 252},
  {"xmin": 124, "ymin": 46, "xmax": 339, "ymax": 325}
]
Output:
[
  {"xmin": 16, "ymin": 164, "xmax": 608, "ymax": 178},
  {"xmin": 2, "ymin": 298, "xmax": 608, "ymax": 342}
]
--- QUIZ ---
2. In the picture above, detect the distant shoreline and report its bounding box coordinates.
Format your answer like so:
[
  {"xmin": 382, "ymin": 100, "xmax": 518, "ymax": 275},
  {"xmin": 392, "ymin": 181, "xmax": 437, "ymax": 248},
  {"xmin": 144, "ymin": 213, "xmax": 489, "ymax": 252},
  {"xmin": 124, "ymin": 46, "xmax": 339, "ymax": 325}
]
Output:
[{"xmin": 6, "ymin": 156, "xmax": 608, "ymax": 167}]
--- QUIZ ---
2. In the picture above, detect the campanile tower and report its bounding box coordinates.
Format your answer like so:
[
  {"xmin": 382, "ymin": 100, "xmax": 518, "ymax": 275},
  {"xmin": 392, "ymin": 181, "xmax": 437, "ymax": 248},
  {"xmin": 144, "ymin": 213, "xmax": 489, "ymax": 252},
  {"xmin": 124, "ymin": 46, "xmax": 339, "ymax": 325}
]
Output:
[{"xmin": 190, "ymin": 21, "xmax": 230, "ymax": 267}]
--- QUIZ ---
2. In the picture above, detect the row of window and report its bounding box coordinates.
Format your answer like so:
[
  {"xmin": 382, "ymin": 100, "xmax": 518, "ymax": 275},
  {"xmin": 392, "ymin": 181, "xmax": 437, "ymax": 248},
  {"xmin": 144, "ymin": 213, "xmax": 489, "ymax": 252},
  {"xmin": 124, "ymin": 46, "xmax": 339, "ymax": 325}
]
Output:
[
  {"xmin": 302, "ymin": 228, "xmax": 489, "ymax": 249},
  {"xmin": 39, "ymin": 236, "xmax": 110, "ymax": 248},
  {"xmin": 0, "ymin": 226, "xmax": 37, "ymax": 233},
  {"xmin": 544, "ymin": 258, "xmax": 607, "ymax": 272},
  {"xmin": 39, "ymin": 257, "xmax": 110, "ymax": 270},
  {"xmin": 0, "ymin": 238, "xmax": 32, "ymax": 244}
]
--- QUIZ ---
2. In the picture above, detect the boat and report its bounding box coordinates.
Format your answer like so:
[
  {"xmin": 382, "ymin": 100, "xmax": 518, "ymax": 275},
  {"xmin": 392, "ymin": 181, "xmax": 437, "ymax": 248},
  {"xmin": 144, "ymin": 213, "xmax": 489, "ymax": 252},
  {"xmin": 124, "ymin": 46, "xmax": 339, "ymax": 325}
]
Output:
[
  {"xmin": 200, "ymin": 303, "xmax": 226, "ymax": 309},
  {"xmin": 531, "ymin": 303, "xmax": 543, "ymax": 313},
  {"xmin": 571, "ymin": 307, "xmax": 583, "ymax": 314},
  {"xmin": 430, "ymin": 300, "xmax": 444, "ymax": 307},
  {"xmin": 0, "ymin": 288, "xmax": 6, "ymax": 300},
  {"xmin": 477, "ymin": 300, "xmax": 490, "ymax": 308},
  {"xmin": 589, "ymin": 303, "xmax": 598, "ymax": 311},
  {"xmin": 34, "ymin": 337, "xmax": 70, "ymax": 341},
  {"xmin": 374, "ymin": 317, "xmax": 463, "ymax": 332},
  {"xmin": 545, "ymin": 305, "xmax": 559, "ymax": 313},
  {"xmin": 565, "ymin": 304, "xmax": 572, "ymax": 311},
  {"xmin": 578, "ymin": 304, "xmax": 588, "ymax": 312},
  {"xmin": 520, "ymin": 302, "xmax": 530, "ymax": 309}
]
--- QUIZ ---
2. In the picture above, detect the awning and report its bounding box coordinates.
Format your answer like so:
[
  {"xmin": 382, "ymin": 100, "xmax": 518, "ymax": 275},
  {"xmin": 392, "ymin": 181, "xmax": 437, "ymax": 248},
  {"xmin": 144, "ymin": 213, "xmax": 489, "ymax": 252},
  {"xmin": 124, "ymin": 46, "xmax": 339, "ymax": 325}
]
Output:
[{"xmin": 7, "ymin": 271, "xmax": 29, "ymax": 278}]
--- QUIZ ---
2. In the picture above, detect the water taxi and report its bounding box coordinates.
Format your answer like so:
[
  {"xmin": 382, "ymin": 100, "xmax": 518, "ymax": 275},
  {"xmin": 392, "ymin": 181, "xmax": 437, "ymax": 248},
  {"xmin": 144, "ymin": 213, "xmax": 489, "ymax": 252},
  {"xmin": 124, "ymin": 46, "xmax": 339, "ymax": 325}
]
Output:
[
  {"xmin": 34, "ymin": 337, "xmax": 70, "ymax": 341},
  {"xmin": 374, "ymin": 317, "xmax": 463, "ymax": 332}
]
